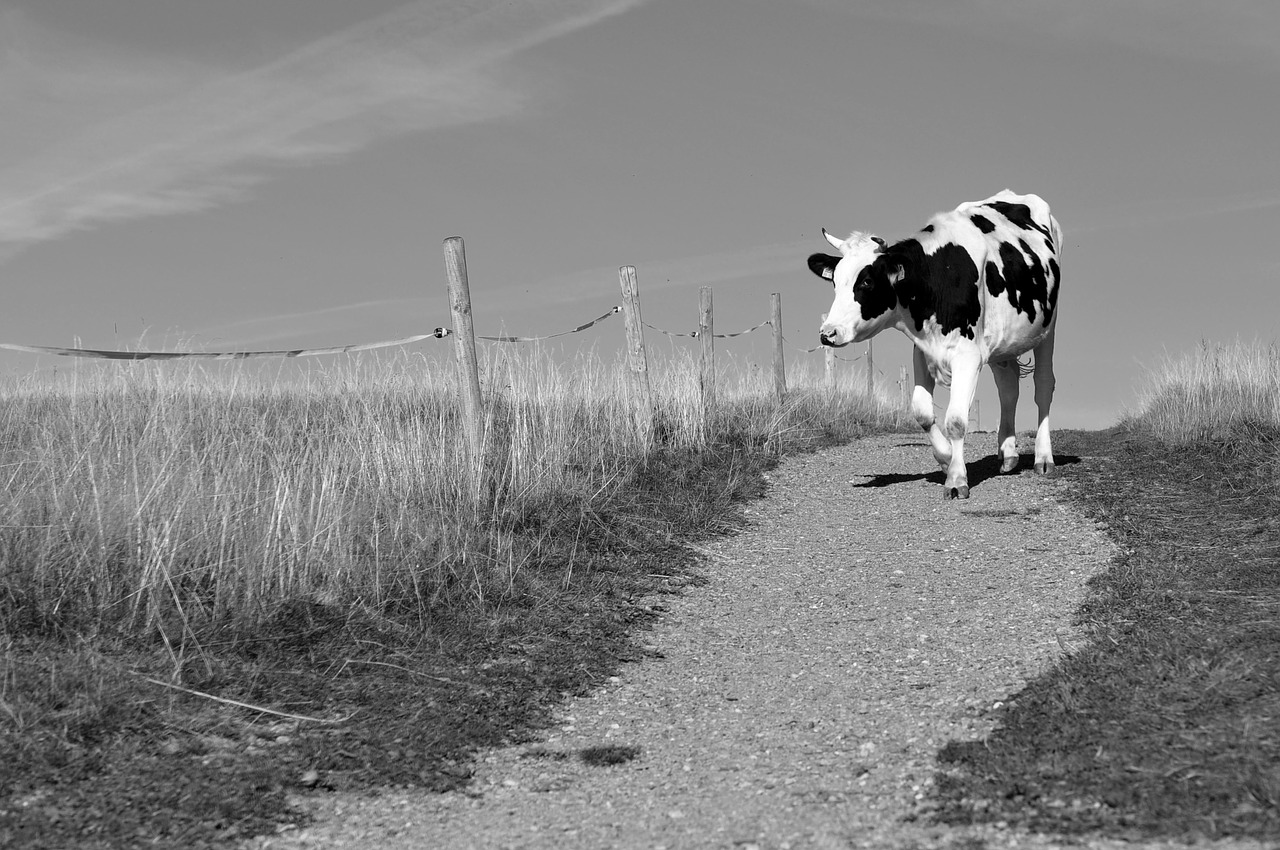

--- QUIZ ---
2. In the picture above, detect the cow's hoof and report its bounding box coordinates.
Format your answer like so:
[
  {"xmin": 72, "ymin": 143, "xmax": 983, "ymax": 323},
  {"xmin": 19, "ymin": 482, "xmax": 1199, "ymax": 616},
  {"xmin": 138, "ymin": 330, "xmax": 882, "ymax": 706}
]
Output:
[
  {"xmin": 944, "ymin": 484, "xmax": 970, "ymax": 500},
  {"xmin": 1000, "ymin": 456, "xmax": 1019, "ymax": 474},
  {"xmin": 1034, "ymin": 461, "xmax": 1055, "ymax": 476}
]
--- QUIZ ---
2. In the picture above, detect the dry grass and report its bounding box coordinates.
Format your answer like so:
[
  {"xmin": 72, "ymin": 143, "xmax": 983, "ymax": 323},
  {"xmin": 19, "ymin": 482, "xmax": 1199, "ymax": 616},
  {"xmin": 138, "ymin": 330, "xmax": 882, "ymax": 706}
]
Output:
[
  {"xmin": 1128, "ymin": 339, "xmax": 1280, "ymax": 444},
  {"xmin": 1, "ymin": 351, "xmax": 640, "ymax": 642},
  {"xmin": 1, "ymin": 348, "xmax": 901, "ymax": 642},
  {"xmin": 0, "ymin": 344, "xmax": 907, "ymax": 847}
]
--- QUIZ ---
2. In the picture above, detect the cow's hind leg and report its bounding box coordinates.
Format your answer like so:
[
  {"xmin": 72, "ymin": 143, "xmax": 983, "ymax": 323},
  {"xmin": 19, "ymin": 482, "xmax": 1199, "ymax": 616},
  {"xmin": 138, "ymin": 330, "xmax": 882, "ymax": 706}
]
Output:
[
  {"xmin": 1032, "ymin": 327, "xmax": 1056, "ymax": 474},
  {"xmin": 990, "ymin": 358, "xmax": 1021, "ymax": 473},
  {"xmin": 941, "ymin": 348, "xmax": 982, "ymax": 499},
  {"xmin": 912, "ymin": 347, "xmax": 950, "ymax": 470}
]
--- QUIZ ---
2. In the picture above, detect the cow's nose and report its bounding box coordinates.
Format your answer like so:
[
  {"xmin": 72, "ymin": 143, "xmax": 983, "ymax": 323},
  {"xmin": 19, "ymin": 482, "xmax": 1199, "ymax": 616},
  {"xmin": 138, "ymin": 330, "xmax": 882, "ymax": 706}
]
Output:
[{"xmin": 819, "ymin": 329, "xmax": 837, "ymax": 347}]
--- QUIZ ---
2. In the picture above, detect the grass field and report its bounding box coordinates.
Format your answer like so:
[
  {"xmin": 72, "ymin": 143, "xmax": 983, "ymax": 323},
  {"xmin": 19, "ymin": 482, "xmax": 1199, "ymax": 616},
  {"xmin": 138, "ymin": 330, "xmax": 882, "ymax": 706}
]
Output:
[
  {"xmin": 8, "ymin": 338, "xmax": 1280, "ymax": 846},
  {"xmin": 0, "ymin": 347, "xmax": 907, "ymax": 848},
  {"xmin": 931, "ymin": 339, "xmax": 1280, "ymax": 839}
]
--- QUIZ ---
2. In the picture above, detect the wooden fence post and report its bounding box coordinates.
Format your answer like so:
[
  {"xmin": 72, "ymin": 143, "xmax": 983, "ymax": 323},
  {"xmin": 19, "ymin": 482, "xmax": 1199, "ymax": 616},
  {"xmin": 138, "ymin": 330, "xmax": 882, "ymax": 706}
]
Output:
[
  {"xmin": 443, "ymin": 237, "xmax": 485, "ymax": 473},
  {"xmin": 770, "ymin": 292, "xmax": 786, "ymax": 403},
  {"xmin": 699, "ymin": 287, "xmax": 714, "ymax": 418},
  {"xmin": 821, "ymin": 312, "xmax": 834, "ymax": 392},
  {"xmin": 899, "ymin": 365, "xmax": 910, "ymax": 410},
  {"xmin": 618, "ymin": 266, "xmax": 654, "ymax": 443},
  {"xmin": 866, "ymin": 337, "xmax": 874, "ymax": 397}
]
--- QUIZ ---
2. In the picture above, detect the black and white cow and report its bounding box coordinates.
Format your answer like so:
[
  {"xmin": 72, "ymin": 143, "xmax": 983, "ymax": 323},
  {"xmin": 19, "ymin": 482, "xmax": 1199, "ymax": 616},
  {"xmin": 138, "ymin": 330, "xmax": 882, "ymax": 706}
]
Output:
[{"xmin": 807, "ymin": 190, "xmax": 1061, "ymax": 499}]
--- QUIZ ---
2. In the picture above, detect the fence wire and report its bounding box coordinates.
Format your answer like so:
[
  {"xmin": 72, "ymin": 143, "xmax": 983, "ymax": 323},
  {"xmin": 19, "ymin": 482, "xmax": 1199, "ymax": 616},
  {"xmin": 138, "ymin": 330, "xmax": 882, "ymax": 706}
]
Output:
[
  {"xmin": 0, "ymin": 306, "xmax": 624, "ymax": 360},
  {"xmin": 642, "ymin": 319, "xmax": 772, "ymax": 340},
  {"xmin": 785, "ymin": 336, "xmax": 863, "ymax": 361},
  {"xmin": 4, "ymin": 298, "xmax": 870, "ymax": 364},
  {"xmin": 0, "ymin": 331, "xmax": 452, "ymax": 361},
  {"xmin": 478, "ymin": 306, "xmax": 619, "ymax": 343}
]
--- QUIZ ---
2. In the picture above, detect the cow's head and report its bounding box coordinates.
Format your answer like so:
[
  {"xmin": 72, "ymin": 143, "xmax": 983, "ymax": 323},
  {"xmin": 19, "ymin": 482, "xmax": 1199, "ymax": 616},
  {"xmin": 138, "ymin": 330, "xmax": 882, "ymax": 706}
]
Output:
[{"xmin": 807, "ymin": 230, "xmax": 902, "ymax": 347}]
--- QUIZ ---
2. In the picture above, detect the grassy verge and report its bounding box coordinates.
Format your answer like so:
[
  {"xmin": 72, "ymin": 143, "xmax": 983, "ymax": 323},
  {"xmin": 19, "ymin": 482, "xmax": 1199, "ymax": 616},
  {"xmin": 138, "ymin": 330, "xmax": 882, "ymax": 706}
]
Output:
[
  {"xmin": 930, "ymin": 340, "xmax": 1280, "ymax": 840},
  {"xmin": 1, "ymin": 350, "xmax": 906, "ymax": 848}
]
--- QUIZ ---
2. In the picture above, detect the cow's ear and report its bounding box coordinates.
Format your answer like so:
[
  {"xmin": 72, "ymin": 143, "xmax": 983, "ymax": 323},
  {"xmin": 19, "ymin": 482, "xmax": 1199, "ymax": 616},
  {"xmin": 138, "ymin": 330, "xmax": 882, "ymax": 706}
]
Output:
[
  {"xmin": 885, "ymin": 264, "xmax": 905, "ymax": 284},
  {"xmin": 808, "ymin": 253, "xmax": 839, "ymax": 281}
]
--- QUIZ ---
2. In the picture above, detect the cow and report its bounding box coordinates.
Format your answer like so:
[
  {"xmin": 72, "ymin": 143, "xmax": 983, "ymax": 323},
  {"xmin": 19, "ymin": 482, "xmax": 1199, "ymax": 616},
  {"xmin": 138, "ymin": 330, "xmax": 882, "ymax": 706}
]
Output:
[{"xmin": 807, "ymin": 190, "xmax": 1061, "ymax": 499}]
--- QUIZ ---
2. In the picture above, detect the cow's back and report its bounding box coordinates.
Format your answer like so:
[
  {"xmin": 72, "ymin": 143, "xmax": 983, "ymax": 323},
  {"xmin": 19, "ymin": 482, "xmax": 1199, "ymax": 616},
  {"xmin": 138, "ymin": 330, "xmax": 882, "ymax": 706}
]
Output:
[{"xmin": 955, "ymin": 191, "xmax": 1061, "ymax": 357}]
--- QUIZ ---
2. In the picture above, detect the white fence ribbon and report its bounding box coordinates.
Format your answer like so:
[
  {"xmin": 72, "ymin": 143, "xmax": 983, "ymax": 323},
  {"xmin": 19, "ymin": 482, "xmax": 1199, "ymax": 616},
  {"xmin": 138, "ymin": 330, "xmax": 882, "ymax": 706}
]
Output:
[
  {"xmin": 709, "ymin": 319, "xmax": 772, "ymax": 339},
  {"xmin": 643, "ymin": 319, "xmax": 773, "ymax": 340},
  {"xmin": 792, "ymin": 340, "xmax": 861, "ymax": 360},
  {"xmin": 0, "ymin": 306, "xmax": 623, "ymax": 360},
  {"xmin": 477, "ymin": 306, "xmax": 620, "ymax": 343},
  {"xmin": 0, "ymin": 330, "xmax": 451, "ymax": 361}
]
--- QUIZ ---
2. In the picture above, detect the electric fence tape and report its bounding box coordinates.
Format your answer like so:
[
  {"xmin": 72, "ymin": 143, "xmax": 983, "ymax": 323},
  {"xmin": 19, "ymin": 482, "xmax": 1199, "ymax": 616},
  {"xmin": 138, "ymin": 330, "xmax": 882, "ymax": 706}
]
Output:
[
  {"xmin": 787, "ymin": 336, "xmax": 863, "ymax": 360},
  {"xmin": 642, "ymin": 319, "xmax": 772, "ymax": 339},
  {"xmin": 0, "ymin": 331, "xmax": 450, "ymax": 361},
  {"xmin": 477, "ymin": 306, "xmax": 619, "ymax": 343},
  {"xmin": 0, "ymin": 307, "xmax": 622, "ymax": 360}
]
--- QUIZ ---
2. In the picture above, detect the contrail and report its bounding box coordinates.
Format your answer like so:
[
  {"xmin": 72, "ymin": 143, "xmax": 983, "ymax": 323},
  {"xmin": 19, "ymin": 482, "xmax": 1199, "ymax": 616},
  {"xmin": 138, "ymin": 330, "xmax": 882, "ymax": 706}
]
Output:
[{"xmin": 0, "ymin": 0, "xmax": 647, "ymax": 260}]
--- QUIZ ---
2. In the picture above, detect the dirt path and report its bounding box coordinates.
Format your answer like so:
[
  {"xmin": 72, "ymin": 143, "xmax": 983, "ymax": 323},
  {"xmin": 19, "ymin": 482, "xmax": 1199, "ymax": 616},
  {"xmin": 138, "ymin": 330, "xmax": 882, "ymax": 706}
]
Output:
[{"xmin": 246, "ymin": 434, "xmax": 1252, "ymax": 849}]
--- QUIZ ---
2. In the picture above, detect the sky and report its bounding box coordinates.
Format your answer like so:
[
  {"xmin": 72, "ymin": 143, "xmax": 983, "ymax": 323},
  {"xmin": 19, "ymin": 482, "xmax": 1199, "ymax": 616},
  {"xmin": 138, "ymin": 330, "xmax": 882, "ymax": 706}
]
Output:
[{"xmin": 2, "ymin": 0, "xmax": 1278, "ymax": 429}]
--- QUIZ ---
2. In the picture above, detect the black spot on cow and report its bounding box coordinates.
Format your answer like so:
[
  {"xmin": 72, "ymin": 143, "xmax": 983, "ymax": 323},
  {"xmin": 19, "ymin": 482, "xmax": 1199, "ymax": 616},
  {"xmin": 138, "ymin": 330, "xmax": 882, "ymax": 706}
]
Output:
[
  {"xmin": 852, "ymin": 262, "xmax": 898, "ymax": 321},
  {"xmin": 881, "ymin": 239, "xmax": 981, "ymax": 339},
  {"xmin": 970, "ymin": 214, "xmax": 995, "ymax": 234},
  {"xmin": 986, "ymin": 239, "xmax": 1057, "ymax": 325},
  {"xmin": 988, "ymin": 201, "xmax": 1053, "ymax": 241}
]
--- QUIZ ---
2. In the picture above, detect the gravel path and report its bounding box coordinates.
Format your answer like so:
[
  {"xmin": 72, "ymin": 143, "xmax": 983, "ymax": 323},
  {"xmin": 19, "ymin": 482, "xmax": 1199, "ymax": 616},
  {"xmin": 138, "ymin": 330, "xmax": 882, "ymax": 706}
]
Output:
[{"xmin": 249, "ymin": 434, "xmax": 1261, "ymax": 849}]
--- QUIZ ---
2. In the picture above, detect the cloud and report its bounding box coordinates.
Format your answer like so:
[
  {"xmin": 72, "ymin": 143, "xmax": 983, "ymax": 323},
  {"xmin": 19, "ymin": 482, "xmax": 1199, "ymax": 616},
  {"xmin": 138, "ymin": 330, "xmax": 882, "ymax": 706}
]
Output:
[{"xmin": 0, "ymin": 0, "xmax": 647, "ymax": 261}]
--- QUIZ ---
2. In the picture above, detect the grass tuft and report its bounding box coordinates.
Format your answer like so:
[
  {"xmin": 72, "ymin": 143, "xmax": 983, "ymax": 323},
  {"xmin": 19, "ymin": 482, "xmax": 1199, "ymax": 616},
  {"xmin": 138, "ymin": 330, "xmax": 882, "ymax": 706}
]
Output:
[
  {"xmin": 580, "ymin": 744, "xmax": 641, "ymax": 766},
  {"xmin": 1127, "ymin": 338, "xmax": 1280, "ymax": 445}
]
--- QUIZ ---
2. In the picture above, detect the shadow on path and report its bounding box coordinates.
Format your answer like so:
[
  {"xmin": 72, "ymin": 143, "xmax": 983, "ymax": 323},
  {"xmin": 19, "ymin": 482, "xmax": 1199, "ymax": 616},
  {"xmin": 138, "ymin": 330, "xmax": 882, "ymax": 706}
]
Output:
[{"xmin": 852, "ymin": 452, "xmax": 1081, "ymax": 494}]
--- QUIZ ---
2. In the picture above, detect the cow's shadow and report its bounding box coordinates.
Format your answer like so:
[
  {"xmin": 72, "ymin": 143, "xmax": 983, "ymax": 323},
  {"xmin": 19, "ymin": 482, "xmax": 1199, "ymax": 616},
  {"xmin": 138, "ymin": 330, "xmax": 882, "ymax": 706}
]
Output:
[{"xmin": 852, "ymin": 452, "xmax": 1081, "ymax": 492}]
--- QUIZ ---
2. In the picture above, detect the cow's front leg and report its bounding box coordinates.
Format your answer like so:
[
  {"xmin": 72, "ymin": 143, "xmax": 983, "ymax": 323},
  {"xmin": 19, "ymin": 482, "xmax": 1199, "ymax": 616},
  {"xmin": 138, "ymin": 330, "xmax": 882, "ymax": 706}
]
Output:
[
  {"xmin": 912, "ymin": 347, "xmax": 950, "ymax": 469},
  {"xmin": 941, "ymin": 350, "xmax": 982, "ymax": 499}
]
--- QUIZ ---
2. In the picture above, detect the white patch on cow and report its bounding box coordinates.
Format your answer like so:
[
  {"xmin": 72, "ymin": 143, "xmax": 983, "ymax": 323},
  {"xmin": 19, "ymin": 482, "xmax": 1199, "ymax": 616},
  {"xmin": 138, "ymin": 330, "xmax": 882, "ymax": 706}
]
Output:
[{"xmin": 818, "ymin": 231, "xmax": 890, "ymax": 343}]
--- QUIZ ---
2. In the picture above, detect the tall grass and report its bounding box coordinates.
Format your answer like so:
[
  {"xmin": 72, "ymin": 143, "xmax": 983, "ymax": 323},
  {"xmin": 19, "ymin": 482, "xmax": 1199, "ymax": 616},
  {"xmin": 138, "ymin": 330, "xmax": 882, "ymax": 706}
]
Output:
[
  {"xmin": 0, "ymin": 347, "xmax": 905, "ymax": 647},
  {"xmin": 1126, "ymin": 339, "xmax": 1280, "ymax": 445}
]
